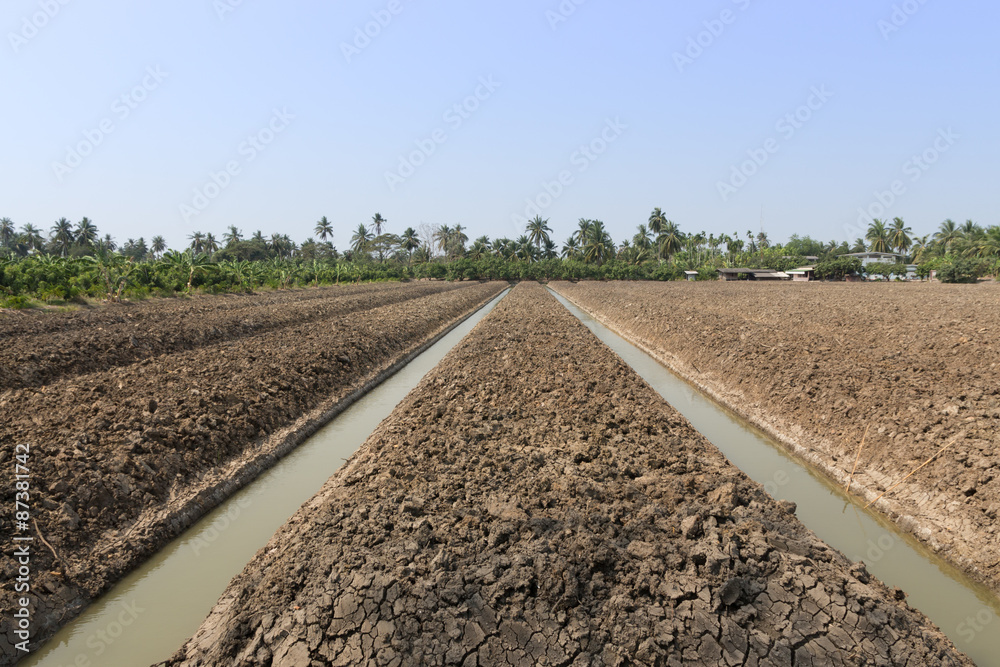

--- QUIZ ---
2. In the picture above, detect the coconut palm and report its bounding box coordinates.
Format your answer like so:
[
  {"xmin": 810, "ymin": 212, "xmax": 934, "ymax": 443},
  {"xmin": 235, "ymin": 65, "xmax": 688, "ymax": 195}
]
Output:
[
  {"xmin": 350, "ymin": 223, "xmax": 373, "ymax": 254},
  {"xmin": 657, "ymin": 221, "xmax": 684, "ymax": 260},
  {"xmin": 400, "ymin": 227, "xmax": 419, "ymax": 265},
  {"xmin": 371, "ymin": 213, "xmax": 387, "ymax": 237},
  {"xmin": 866, "ymin": 219, "xmax": 890, "ymax": 253},
  {"xmin": 450, "ymin": 225, "xmax": 469, "ymax": 257},
  {"xmin": 648, "ymin": 208, "xmax": 667, "ymax": 238},
  {"xmin": 526, "ymin": 216, "xmax": 552, "ymax": 249},
  {"xmin": 561, "ymin": 236, "xmax": 581, "ymax": 260},
  {"xmin": 584, "ymin": 221, "xmax": 614, "ymax": 266},
  {"xmin": 150, "ymin": 235, "xmax": 167, "ymax": 259},
  {"xmin": 50, "ymin": 218, "xmax": 75, "ymax": 256},
  {"xmin": 889, "ymin": 218, "xmax": 912, "ymax": 255},
  {"xmin": 514, "ymin": 235, "xmax": 537, "ymax": 262},
  {"xmin": 934, "ymin": 219, "xmax": 961, "ymax": 254},
  {"xmin": 204, "ymin": 233, "xmax": 219, "ymax": 256},
  {"xmin": 223, "ymin": 225, "xmax": 243, "ymax": 247},
  {"xmin": 314, "ymin": 216, "xmax": 334, "ymax": 243},
  {"xmin": 433, "ymin": 225, "xmax": 452, "ymax": 257},
  {"xmin": 75, "ymin": 217, "xmax": 98, "ymax": 247},
  {"xmin": 632, "ymin": 224, "xmax": 653, "ymax": 250},
  {"xmin": 575, "ymin": 219, "xmax": 594, "ymax": 246},
  {"xmin": 188, "ymin": 231, "xmax": 206, "ymax": 254},
  {"xmin": 1, "ymin": 218, "xmax": 15, "ymax": 247}
]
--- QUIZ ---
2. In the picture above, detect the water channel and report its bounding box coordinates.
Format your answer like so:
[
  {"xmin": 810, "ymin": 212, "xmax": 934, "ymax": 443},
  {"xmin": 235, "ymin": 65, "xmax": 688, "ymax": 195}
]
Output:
[
  {"xmin": 23, "ymin": 290, "xmax": 508, "ymax": 667},
  {"xmin": 550, "ymin": 287, "xmax": 1000, "ymax": 667}
]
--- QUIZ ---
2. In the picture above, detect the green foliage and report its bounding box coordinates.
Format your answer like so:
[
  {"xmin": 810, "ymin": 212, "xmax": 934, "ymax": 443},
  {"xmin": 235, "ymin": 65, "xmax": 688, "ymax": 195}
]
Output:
[
  {"xmin": 937, "ymin": 259, "xmax": 982, "ymax": 284},
  {"xmin": 864, "ymin": 262, "xmax": 908, "ymax": 280},
  {"xmin": 1, "ymin": 295, "xmax": 31, "ymax": 309},
  {"xmin": 814, "ymin": 257, "xmax": 862, "ymax": 281}
]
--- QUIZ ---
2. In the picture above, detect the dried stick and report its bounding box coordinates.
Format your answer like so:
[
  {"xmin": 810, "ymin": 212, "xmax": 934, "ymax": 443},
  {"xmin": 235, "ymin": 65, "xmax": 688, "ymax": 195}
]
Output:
[
  {"xmin": 33, "ymin": 518, "xmax": 71, "ymax": 572},
  {"xmin": 864, "ymin": 433, "xmax": 964, "ymax": 510},
  {"xmin": 846, "ymin": 425, "xmax": 870, "ymax": 494}
]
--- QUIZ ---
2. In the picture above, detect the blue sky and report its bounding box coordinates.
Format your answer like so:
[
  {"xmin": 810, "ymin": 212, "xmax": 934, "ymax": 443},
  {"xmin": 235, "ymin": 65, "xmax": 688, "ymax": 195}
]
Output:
[{"xmin": 2, "ymin": 0, "xmax": 997, "ymax": 251}]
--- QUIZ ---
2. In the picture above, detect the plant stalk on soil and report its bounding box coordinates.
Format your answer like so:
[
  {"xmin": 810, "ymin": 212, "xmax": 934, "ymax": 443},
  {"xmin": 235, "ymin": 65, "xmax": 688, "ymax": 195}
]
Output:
[{"xmin": 864, "ymin": 433, "xmax": 965, "ymax": 510}]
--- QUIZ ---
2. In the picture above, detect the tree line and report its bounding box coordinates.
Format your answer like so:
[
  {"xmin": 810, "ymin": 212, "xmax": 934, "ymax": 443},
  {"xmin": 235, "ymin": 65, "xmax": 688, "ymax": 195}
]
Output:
[{"xmin": 2, "ymin": 211, "xmax": 998, "ymax": 307}]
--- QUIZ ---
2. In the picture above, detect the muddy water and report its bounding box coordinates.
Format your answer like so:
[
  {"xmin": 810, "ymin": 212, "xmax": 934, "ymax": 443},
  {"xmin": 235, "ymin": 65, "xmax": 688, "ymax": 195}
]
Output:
[
  {"xmin": 22, "ymin": 290, "xmax": 508, "ymax": 667},
  {"xmin": 552, "ymin": 289, "xmax": 1000, "ymax": 667}
]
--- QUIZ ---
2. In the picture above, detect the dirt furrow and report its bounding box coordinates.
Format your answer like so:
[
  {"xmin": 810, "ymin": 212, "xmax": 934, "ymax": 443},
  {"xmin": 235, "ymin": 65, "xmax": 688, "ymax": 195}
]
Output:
[
  {"xmin": 161, "ymin": 283, "xmax": 969, "ymax": 666},
  {"xmin": 550, "ymin": 280, "xmax": 1000, "ymax": 601},
  {"xmin": 0, "ymin": 281, "xmax": 505, "ymax": 664},
  {"xmin": 0, "ymin": 282, "xmax": 465, "ymax": 390}
]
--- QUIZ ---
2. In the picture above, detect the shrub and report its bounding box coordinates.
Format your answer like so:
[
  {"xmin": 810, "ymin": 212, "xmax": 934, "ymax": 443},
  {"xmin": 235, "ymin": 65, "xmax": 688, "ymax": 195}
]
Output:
[
  {"xmin": 814, "ymin": 257, "xmax": 862, "ymax": 281},
  {"xmin": 937, "ymin": 259, "xmax": 981, "ymax": 284},
  {"xmin": 1, "ymin": 295, "xmax": 31, "ymax": 309}
]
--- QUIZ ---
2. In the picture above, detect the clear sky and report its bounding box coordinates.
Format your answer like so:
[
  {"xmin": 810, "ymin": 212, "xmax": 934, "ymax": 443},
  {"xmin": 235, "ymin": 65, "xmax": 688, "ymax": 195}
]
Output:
[{"xmin": 2, "ymin": 0, "xmax": 997, "ymax": 251}]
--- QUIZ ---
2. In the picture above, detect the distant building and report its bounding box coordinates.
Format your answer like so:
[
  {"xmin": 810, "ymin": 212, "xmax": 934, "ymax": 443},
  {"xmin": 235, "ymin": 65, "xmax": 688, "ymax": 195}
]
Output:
[
  {"xmin": 787, "ymin": 266, "xmax": 816, "ymax": 282},
  {"xmin": 684, "ymin": 271, "xmax": 698, "ymax": 282},
  {"xmin": 717, "ymin": 268, "xmax": 791, "ymax": 281},
  {"xmin": 838, "ymin": 251, "xmax": 905, "ymax": 267}
]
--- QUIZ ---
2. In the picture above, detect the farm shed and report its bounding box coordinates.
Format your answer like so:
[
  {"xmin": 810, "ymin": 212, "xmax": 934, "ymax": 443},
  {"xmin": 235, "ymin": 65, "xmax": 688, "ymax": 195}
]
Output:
[
  {"xmin": 717, "ymin": 268, "xmax": 792, "ymax": 281},
  {"xmin": 787, "ymin": 266, "xmax": 816, "ymax": 282},
  {"xmin": 684, "ymin": 271, "xmax": 698, "ymax": 281},
  {"xmin": 839, "ymin": 251, "xmax": 905, "ymax": 267}
]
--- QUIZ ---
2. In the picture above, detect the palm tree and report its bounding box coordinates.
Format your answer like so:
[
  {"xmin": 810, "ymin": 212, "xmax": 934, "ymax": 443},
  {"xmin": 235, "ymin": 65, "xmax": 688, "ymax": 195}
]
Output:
[
  {"xmin": 188, "ymin": 231, "xmax": 206, "ymax": 254},
  {"xmin": 542, "ymin": 238, "xmax": 558, "ymax": 260},
  {"xmin": 204, "ymin": 233, "xmax": 219, "ymax": 256},
  {"xmin": 889, "ymin": 218, "xmax": 912, "ymax": 255},
  {"xmin": 961, "ymin": 219, "xmax": 982, "ymax": 237},
  {"xmin": 450, "ymin": 225, "xmax": 469, "ymax": 256},
  {"xmin": 648, "ymin": 208, "xmax": 667, "ymax": 238},
  {"xmin": 433, "ymin": 225, "xmax": 452, "ymax": 257},
  {"xmin": 0, "ymin": 218, "xmax": 15, "ymax": 247},
  {"xmin": 866, "ymin": 219, "xmax": 890, "ymax": 253},
  {"xmin": 632, "ymin": 224, "xmax": 653, "ymax": 250},
  {"xmin": 150, "ymin": 235, "xmax": 167, "ymax": 259},
  {"xmin": 468, "ymin": 239, "xmax": 489, "ymax": 260},
  {"xmin": 584, "ymin": 221, "xmax": 614, "ymax": 266},
  {"xmin": 371, "ymin": 213, "xmax": 387, "ymax": 237},
  {"xmin": 314, "ymin": 216, "xmax": 334, "ymax": 243},
  {"xmin": 560, "ymin": 236, "xmax": 580, "ymax": 260},
  {"xmin": 350, "ymin": 223, "xmax": 373, "ymax": 254},
  {"xmin": 657, "ymin": 221, "xmax": 684, "ymax": 260},
  {"xmin": 50, "ymin": 218, "xmax": 75, "ymax": 256},
  {"xmin": 400, "ymin": 227, "xmax": 419, "ymax": 265},
  {"xmin": 223, "ymin": 225, "xmax": 243, "ymax": 247},
  {"xmin": 514, "ymin": 235, "xmax": 536, "ymax": 262},
  {"xmin": 526, "ymin": 216, "xmax": 552, "ymax": 250},
  {"xmin": 75, "ymin": 217, "xmax": 98, "ymax": 247},
  {"xmin": 251, "ymin": 230, "xmax": 265, "ymax": 244},
  {"xmin": 575, "ymin": 219, "xmax": 594, "ymax": 247},
  {"xmin": 851, "ymin": 237, "xmax": 867, "ymax": 253},
  {"xmin": 934, "ymin": 219, "xmax": 961, "ymax": 255}
]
